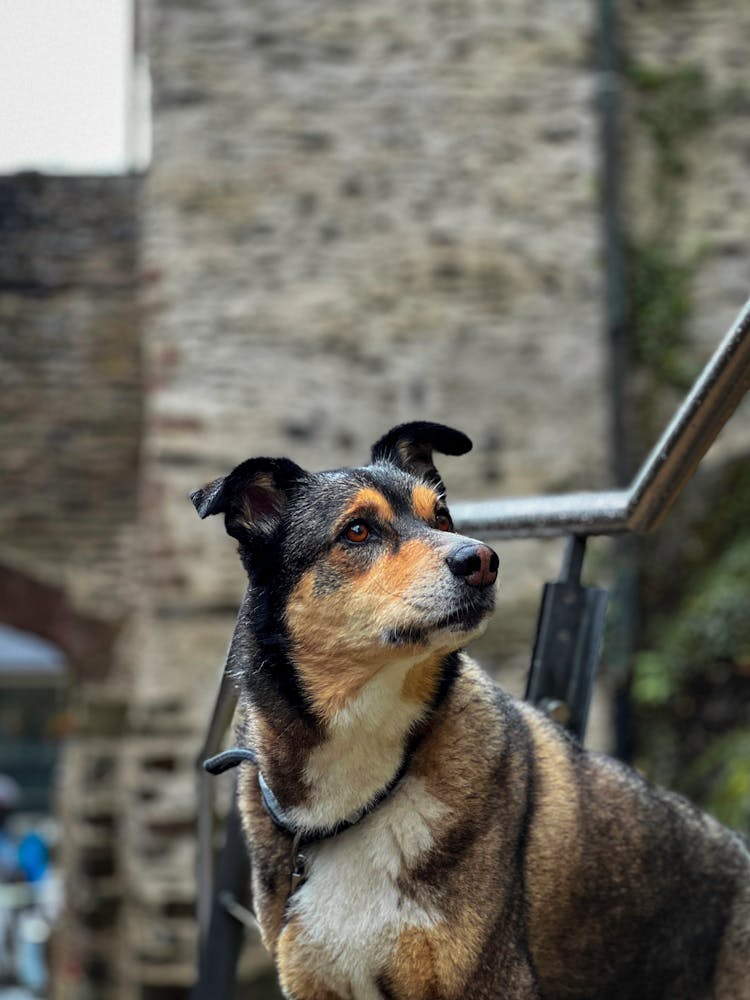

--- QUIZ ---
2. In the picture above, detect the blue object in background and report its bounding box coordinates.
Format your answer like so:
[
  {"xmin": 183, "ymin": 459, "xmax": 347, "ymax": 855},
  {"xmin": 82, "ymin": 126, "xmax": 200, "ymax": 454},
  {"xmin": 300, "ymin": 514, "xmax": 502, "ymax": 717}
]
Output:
[{"xmin": 17, "ymin": 834, "xmax": 47, "ymax": 885}]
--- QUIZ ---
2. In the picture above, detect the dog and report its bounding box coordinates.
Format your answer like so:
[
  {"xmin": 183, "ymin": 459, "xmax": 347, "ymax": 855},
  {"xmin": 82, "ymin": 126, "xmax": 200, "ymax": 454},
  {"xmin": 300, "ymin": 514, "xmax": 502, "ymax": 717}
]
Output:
[{"xmin": 192, "ymin": 421, "xmax": 750, "ymax": 1000}]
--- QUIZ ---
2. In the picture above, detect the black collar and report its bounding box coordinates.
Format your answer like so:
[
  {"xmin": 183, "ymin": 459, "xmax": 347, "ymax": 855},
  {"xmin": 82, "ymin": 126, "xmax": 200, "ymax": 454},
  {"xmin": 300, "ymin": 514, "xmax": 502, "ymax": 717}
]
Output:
[{"xmin": 203, "ymin": 746, "xmax": 409, "ymax": 846}]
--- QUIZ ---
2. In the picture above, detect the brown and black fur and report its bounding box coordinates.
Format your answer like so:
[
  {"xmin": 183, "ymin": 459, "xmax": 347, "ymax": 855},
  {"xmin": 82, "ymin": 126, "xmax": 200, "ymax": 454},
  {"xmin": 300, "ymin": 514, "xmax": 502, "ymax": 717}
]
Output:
[{"xmin": 192, "ymin": 422, "xmax": 750, "ymax": 1000}]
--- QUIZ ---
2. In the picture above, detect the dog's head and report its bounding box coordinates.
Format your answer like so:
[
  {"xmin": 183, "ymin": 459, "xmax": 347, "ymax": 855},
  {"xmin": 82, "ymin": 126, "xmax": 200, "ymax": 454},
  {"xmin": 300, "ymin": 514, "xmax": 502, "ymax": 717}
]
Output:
[{"xmin": 191, "ymin": 422, "xmax": 498, "ymax": 718}]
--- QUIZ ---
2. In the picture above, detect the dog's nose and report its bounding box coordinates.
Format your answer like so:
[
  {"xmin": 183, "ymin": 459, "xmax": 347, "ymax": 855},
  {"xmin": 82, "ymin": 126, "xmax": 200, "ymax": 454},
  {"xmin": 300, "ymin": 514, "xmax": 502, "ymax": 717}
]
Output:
[{"xmin": 446, "ymin": 543, "xmax": 499, "ymax": 587}]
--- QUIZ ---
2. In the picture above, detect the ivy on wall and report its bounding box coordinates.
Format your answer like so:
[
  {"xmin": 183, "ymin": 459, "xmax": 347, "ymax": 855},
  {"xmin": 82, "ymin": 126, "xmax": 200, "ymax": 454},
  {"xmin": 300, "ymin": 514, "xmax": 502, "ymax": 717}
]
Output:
[{"xmin": 622, "ymin": 51, "xmax": 750, "ymax": 830}]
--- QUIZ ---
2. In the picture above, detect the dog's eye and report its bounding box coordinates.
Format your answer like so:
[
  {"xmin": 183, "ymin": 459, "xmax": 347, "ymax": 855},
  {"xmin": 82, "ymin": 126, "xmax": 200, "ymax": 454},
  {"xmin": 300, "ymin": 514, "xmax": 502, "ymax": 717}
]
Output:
[
  {"xmin": 345, "ymin": 522, "xmax": 370, "ymax": 543},
  {"xmin": 435, "ymin": 511, "xmax": 453, "ymax": 532}
]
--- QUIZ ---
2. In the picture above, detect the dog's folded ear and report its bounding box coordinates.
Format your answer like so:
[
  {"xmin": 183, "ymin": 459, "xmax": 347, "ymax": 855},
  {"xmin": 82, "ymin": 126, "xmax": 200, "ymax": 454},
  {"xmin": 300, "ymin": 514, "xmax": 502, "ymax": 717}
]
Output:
[
  {"xmin": 370, "ymin": 421, "xmax": 472, "ymax": 490},
  {"xmin": 190, "ymin": 457, "xmax": 306, "ymax": 544}
]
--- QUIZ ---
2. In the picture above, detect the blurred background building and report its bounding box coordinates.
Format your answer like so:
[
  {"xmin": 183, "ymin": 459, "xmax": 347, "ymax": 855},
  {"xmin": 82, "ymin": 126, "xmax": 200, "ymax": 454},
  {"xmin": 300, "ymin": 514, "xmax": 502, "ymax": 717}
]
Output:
[{"xmin": 0, "ymin": 1, "xmax": 748, "ymax": 997}]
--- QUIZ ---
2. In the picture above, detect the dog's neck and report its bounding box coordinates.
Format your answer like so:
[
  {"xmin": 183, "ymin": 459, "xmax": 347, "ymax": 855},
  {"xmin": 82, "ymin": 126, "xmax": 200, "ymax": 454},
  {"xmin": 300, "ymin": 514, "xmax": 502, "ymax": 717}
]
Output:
[{"xmin": 239, "ymin": 640, "xmax": 459, "ymax": 836}]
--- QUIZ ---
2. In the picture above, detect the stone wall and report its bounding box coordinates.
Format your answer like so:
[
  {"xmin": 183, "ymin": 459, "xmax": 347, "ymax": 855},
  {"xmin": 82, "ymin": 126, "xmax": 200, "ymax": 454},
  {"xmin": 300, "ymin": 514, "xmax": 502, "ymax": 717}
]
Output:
[
  {"xmin": 621, "ymin": 0, "xmax": 750, "ymax": 459},
  {"xmin": 139, "ymin": 0, "xmax": 609, "ymax": 690}
]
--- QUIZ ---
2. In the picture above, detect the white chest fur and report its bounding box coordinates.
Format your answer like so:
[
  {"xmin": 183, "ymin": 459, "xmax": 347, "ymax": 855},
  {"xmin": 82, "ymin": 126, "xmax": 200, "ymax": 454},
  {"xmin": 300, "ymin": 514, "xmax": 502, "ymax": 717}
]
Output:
[
  {"xmin": 287, "ymin": 774, "xmax": 450, "ymax": 998},
  {"xmin": 286, "ymin": 655, "xmax": 435, "ymax": 834}
]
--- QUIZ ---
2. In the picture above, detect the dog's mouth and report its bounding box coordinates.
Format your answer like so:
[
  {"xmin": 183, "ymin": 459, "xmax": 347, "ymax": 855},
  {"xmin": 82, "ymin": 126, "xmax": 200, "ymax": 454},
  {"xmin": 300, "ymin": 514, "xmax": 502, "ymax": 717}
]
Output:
[
  {"xmin": 428, "ymin": 603, "xmax": 490, "ymax": 632},
  {"xmin": 383, "ymin": 597, "xmax": 493, "ymax": 647}
]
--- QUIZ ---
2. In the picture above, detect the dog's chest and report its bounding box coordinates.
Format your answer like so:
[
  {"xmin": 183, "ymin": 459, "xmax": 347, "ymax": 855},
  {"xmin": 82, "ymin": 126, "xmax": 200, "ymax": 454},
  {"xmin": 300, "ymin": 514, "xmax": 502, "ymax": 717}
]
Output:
[{"xmin": 281, "ymin": 775, "xmax": 449, "ymax": 998}]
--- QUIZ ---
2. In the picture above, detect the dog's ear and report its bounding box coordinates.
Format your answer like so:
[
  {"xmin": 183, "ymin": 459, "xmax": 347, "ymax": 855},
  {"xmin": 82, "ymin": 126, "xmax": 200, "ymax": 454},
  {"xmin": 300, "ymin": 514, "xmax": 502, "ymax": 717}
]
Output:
[
  {"xmin": 370, "ymin": 421, "xmax": 472, "ymax": 491},
  {"xmin": 190, "ymin": 457, "xmax": 307, "ymax": 544}
]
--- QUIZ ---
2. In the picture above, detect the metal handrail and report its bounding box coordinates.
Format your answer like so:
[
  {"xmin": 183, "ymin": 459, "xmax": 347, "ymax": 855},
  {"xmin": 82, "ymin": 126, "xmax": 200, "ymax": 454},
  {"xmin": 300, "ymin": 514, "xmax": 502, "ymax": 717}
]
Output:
[
  {"xmin": 194, "ymin": 295, "xmax": 750, "ymax": 949},
  {"xmin": 452, "ymin": 297, "xmax": 750, "ymax": 538}
]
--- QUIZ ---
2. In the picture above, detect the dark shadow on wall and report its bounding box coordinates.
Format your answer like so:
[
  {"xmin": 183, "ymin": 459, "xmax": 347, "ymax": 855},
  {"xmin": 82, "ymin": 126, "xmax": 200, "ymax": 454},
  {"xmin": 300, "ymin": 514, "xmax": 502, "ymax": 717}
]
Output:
[{"xmin": 0, "ymin": 563, "xmax": 119, "ymax": 680}]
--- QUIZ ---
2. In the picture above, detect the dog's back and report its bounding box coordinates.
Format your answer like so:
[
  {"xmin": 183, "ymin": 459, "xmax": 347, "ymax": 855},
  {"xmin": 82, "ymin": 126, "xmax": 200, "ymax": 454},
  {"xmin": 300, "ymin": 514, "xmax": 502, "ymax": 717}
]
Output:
[{"xmin": 514, "ymin": 688, "xmax": 750, "ymax": 999}]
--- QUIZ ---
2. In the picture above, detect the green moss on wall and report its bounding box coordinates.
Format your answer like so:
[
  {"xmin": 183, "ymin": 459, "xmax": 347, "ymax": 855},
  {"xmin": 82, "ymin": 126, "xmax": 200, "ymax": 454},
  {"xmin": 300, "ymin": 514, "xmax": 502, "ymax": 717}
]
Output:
[
  {"xmin": 628, "ymin": 239, "xmax": 696, "ymax": 390},
  {"xmin": 632, "ymin": 534, "xmax": 750, "ymax": 829},
  {"xmin": 624, "ymin": 61, "xmax": 711, "ymax": 411},
  {"xmin": 625, "ymin": 62, "xmax": 712, "ymax": 219},
  {"xmin": 623, "ymin": 52, "xmax": 750, "ymax": 832}
]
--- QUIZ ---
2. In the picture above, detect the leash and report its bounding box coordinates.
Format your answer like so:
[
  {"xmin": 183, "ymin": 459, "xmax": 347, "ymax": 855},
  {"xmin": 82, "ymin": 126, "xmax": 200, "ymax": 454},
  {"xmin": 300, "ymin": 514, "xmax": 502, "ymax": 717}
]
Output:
[{"xmin": 203, "ymin": 745, "xmax": 410, "ymax": 896}]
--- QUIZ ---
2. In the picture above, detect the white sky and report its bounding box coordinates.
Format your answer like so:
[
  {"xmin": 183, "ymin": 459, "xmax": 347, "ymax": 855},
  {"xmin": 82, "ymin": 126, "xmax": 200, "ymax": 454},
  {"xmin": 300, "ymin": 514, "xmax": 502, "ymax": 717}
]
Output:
[{"xmin": 0, "ymin": 0, "xmax": 147, "ymax": 175}]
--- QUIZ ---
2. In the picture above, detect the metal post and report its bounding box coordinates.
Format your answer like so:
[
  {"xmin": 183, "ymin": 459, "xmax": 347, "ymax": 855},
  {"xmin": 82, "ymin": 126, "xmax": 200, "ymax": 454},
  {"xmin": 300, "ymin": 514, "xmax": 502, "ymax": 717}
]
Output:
[
  {"xmin": 525, "ymin": 535, "xmax": 609, "ymax": 741},
  {"xmin": 194, "ymin": 798, "xmax": 251, "ymax": 1000}
]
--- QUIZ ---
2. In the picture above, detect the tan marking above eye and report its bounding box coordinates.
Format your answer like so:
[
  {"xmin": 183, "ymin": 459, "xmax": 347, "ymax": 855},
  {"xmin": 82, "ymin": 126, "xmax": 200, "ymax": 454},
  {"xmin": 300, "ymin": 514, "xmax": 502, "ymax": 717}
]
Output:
[
  {"xmin": 340, "ymin": 488, "xmax": 395, "ymax": 527},
  {"xmin": 413, "ymin": 484, "xmax": 453, "ymax": 530},
  {"xmin": 412, "ymin": 484, "xmax": 439, "ymax": 522}
]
